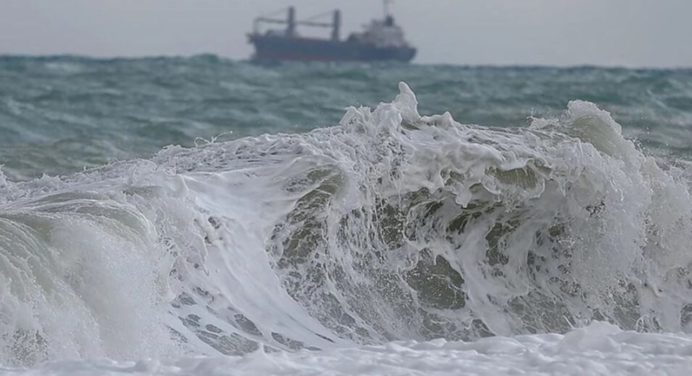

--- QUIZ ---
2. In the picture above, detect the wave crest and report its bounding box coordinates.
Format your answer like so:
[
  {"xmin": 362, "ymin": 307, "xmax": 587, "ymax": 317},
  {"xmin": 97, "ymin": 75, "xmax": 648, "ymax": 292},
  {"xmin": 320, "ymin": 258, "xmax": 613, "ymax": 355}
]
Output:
[{"xmin": 1, "ymin": 83, "xmax": 692, "ymax": 365}]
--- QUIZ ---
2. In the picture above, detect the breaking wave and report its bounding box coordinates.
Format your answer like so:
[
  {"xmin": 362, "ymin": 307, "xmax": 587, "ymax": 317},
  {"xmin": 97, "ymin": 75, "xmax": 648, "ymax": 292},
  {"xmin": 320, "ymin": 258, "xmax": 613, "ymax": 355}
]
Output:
[{"xmin": 1, "ymin": 83, "xmax": 692, "ymax": 366}]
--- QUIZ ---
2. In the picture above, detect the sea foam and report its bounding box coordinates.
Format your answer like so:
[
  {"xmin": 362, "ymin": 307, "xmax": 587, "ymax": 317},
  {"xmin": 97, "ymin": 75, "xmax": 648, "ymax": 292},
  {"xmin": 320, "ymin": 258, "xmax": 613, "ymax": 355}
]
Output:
[{"xmin": 1, "ymin": 83, "xmax": 692, "ymax": 371}]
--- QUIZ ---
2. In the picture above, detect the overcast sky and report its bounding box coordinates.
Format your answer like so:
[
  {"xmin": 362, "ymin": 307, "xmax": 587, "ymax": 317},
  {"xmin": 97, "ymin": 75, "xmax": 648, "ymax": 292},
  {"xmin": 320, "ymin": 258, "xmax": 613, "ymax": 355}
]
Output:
[{"xmin": 1, "ymin": 0, "xmax": 691, "ymax": 67}]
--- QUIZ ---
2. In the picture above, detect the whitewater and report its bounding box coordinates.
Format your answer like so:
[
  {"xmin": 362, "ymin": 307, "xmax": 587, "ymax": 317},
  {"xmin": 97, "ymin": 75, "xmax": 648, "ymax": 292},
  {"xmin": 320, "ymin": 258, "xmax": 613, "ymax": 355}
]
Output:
[{"xmin": 2, "ymin": 59, "xmax": 692, "ymax": 375}]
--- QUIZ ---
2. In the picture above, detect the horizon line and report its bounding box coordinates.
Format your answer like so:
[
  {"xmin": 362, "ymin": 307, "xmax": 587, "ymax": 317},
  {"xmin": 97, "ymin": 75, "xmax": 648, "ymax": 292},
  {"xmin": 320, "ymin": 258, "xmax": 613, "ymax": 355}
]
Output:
[{"xmin": 1, "ymin": 53, "xmax": 691, "ymax": 71}]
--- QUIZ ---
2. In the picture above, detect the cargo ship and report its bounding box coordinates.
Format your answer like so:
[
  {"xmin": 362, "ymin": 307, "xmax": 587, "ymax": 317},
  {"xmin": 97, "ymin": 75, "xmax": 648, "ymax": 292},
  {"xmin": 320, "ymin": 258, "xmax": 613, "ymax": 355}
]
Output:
[{"xmin": 248, "ymin": 4, "xmax": 416, "ymax": 63}]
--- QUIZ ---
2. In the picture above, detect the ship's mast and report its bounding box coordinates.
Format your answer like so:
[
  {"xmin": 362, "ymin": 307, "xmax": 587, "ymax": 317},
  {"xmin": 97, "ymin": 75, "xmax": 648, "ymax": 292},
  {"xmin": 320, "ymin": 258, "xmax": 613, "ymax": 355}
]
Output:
[
  {"xmin": 287, "ymin": 6, "xmax": 296, "ymax": 36},
  {"xmin": 331, "ymin": 10, "xmax": 341, "ymax": 41},
  {"xmin": 383, "ymin": 0, "xmax": 393, "ymax": 18}
]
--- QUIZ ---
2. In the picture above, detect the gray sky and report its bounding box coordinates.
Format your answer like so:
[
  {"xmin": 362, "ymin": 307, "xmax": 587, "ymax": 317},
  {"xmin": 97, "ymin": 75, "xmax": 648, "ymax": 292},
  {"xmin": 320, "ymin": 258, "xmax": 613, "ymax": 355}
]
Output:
[{"xmin": 1, "ymin": 0, "xmax": 691, "ymax": 67}]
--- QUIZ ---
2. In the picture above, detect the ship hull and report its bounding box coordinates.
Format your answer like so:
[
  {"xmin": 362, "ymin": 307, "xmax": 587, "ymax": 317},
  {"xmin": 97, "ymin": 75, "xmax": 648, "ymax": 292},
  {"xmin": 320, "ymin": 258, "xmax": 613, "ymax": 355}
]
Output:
[{"xmin": 249, "ymin": 35, "xmax": 416, "ymax": 63}]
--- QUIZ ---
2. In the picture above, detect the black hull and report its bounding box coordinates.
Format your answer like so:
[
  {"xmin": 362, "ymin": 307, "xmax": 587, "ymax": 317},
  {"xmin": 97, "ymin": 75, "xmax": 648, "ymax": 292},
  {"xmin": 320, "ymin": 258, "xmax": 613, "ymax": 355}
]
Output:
[{"xmin": 249, "ymin": 35, "xmax": 416, "ymax": 63}]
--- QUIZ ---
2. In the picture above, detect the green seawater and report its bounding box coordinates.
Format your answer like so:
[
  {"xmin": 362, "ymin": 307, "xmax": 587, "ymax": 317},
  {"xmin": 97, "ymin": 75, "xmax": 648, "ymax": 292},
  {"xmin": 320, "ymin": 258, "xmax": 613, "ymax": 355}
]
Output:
[{"xmin": 1, "ymin": 55, "xmax": 691, "ymax": 180}]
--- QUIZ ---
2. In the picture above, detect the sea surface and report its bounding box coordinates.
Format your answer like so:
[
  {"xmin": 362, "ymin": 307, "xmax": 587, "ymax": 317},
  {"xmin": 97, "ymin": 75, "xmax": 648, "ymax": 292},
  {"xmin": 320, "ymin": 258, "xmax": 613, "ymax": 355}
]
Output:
[{"xmin": 2, "ymin": 55, "xmax": 692, "ymax": 375}]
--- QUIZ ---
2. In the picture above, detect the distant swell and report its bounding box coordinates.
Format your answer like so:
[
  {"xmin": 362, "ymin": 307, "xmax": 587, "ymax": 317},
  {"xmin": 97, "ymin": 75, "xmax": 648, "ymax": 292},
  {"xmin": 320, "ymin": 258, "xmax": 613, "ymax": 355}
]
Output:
[{"xmin": 1, "ymin": 83, "xmax": 692, "ymax": 366}]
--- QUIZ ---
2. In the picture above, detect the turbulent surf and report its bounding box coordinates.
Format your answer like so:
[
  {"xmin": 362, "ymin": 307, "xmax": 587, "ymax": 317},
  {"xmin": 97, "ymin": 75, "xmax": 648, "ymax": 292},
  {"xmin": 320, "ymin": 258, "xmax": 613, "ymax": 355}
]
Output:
[
  {"xmin": 2, "ymin": 57, "xmax": 692, "ymax": 374},
  {"xmin": 2, "ymin": 79, "xmax": 692, "ymax": 371}
]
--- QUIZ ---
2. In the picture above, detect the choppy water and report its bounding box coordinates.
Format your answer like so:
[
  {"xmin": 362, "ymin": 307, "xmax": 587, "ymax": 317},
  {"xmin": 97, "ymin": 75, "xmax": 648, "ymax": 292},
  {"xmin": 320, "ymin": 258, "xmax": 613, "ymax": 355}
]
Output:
[
  {"xmin": 2, "ymin": 56, "xmax": 692, "ymax": 374},
  {"xmin": 2, "ymin": 56, "xmax": 692, "ymax": 180}
]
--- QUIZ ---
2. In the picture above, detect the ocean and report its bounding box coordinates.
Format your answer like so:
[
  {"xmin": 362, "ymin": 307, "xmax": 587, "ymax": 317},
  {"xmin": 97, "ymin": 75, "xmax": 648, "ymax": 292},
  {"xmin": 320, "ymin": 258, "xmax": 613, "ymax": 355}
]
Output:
[{"xmin": 1, "ymin": 55, "xmax": 692, "ymax": 375}]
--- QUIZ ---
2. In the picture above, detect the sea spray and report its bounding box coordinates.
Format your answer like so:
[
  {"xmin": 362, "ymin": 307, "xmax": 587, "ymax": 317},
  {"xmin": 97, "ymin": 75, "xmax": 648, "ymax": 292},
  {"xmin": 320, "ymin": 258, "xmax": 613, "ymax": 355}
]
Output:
[
  {"xmin": 0, "ymin": 189, "xmax": 176, "ymax": 365},
  {"xmin": 1, "ymin": 83, "xmax": 692, "ymax": 367}
]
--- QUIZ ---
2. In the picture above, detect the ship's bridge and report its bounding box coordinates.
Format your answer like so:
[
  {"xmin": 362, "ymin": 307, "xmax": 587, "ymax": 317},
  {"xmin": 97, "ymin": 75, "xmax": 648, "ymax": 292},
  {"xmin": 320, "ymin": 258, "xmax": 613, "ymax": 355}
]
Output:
[{"xmin": 349, "ymin": 16, "xmax": 411, "ymax": 48}]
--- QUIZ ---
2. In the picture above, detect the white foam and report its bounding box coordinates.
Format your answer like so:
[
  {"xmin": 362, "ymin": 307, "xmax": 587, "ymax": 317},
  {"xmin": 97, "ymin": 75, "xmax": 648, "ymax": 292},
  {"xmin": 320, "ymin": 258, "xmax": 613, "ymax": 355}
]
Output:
[
  {"xmin": 1, "ymin": 83, "xmax": 692, "ymax": 371},
  {"xmin": 4, "ymin": 323, "xmax": 692, "ymax": 375}
]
